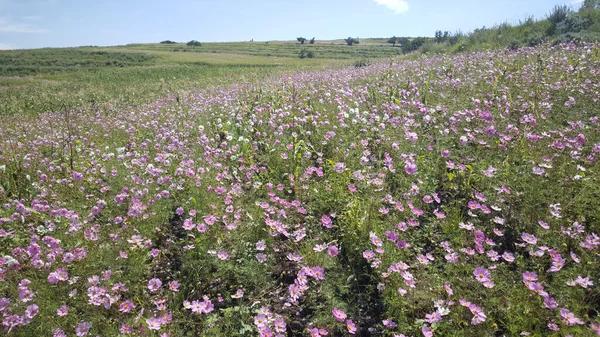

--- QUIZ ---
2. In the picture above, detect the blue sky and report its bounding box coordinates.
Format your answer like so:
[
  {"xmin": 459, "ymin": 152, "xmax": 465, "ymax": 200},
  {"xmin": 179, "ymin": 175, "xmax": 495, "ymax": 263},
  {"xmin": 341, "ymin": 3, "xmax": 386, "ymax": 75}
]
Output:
[{"xmin": 0, "ymin": 0, "xmax": 584, "ymax": 50}]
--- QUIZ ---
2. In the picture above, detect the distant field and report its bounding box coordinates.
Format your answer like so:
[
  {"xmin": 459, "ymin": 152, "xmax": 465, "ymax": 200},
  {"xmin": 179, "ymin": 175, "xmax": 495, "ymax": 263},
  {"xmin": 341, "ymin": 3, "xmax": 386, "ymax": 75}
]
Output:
[
  {"xmin": 0, "ymin": 39, "xmax": 403, "ymax": 115},
  {"xmin": 129, "ymin": 39, "xmax": 402, "ymax": 59}
]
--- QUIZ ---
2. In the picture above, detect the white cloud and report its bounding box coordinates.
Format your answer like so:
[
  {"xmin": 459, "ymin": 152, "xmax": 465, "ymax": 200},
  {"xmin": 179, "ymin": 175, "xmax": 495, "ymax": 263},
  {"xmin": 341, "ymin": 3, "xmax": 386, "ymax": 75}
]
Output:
[
  {"xmin": 0, "ymin": 42, "xmax": 13, "ymax": 49},
  {"xmin": 0, "ymin": 16, "xmax": 48, "ymax": 33},
  {"xmin": 374, "ymin": 0, "xmax": 409, "ymax": 14}
]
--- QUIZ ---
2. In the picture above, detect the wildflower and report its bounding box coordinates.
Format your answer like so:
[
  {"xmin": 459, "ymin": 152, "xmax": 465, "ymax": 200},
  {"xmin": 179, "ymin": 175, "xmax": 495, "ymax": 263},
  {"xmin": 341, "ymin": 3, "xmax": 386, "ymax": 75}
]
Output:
[
  {"xmin": 148, "ymin": 278, "xmax": 162, "ymax": 292},
  {"xmin": 146, "ymin": 317, "xmax": 162, "ymax": 331},
  {"xmin": 560, "ymin": 308, "xmax": 584, "ymax": 326},
  {"xmin": 273, "ymin": 317, "xmax": 286, "ymax": 333},
  {"xmin": 502, "ymin": 252, "xmax": 515, "ymax": 262},
  {"xmin": 469, "ymin": 304, "xmax": 486, "ymax": 325},
  {"xmin": 404, "ymin": 161, "xmax": 418, "ymax": 175},
  {"xmin": 473, "ymin": 267, "xmax": 491, "ymax": 283},
  {"xmin": 256, "ymin": 240, "xmax": 266, "ymax": 250},
  {"xmin": 521, "ymin": 233, "xmax": 537, "ymax": 245},
  {"xmin": 543, "ymin": 296, "xmax": 558, "ymax": 309},
  {"xmin": 422, "ymin": 326, "xmax": 433, "ymax": 337},
  {"xmin": 346, "ymin": 320, "xmax": 357, "ymax": 334},
  {"xmin": 54, "ymin": 328, "xmax": 67, "ymax": 337},
  {"xmin": 119, "ymin": 300, "xmax": 135, "ymax": 313},
  {"xmin": 57, "ymin": 305, "xmax": 69, "ymax": 316},
  {"xmin": 256, "ymin": 253, "xmax": 267, "ymax": 263},
  {"xmin": 332, "ymin": 308, "xmax": 347, "ymax": 322},
  {"xmin": 75, "ymin": 321, "xmax": 90, "ymax": 336},
  {"xmin": 168, "ymin": 280, "xmax": 180, "ymax": 292},
  {"xmin": 231, "ymin": 289, "xmax": 244, "ymax": 298},
  {"xmin": 217, "ymin": 251, "xmax": 229, "ymax": 260},
  {"xmin": 425, "ymin": 312, "xmax": 442, "ymax": 323},
  {"xmin": 444, "ymin": 282, "xmax": 453, "ymax": 296},
  {"xmin": 327, "ymin": 246, "xmax": 339, "ymax": 257}
]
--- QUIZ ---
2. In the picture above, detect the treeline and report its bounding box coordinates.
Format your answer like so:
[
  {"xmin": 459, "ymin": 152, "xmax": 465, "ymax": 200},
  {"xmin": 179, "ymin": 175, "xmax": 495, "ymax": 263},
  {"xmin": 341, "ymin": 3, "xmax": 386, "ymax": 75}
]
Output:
[{"xmin": 390, "ymin": 1, "xmax": 600, "ymax": 54}]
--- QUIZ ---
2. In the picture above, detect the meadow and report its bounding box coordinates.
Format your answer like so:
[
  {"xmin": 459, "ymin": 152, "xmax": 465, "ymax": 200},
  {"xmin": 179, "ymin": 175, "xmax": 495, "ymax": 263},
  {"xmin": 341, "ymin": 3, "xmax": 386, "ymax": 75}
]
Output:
[
  {"xmin": 0, "ymin": 40, "xmax": 400, "ymax": 116},
  {"xmin": 1, "ymin": 38, "xmax": 600, "ymax": 337}
]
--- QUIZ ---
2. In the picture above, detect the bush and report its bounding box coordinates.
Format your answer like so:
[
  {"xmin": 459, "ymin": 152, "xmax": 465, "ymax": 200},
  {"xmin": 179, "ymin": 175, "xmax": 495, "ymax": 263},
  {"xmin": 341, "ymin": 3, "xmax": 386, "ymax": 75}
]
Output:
[
  {"xmin": 160, "ymin": 40, "xmax": 177, "ymax": 44},
  {"xmin": 297, "ymin": 37, "xmax": 307, "ymax": 44},
  {"xmin": 186, "ymin": 40, "xmax": 202, "ymax": 47},
  {"xmin": 402, "ymin": 37, "xmax": 428, "ymax": 53},
  {"xmin": 556, "ymin": 14, "xmax": 591, "ymax": 35},
  {"xmin": 508, "ymin": 40, "xmax": 521, "ymax": 50},
  {"xmin": 353, "ymin": 58, "xmax": 369, "ymax": 67},
  {"xmin": 299, "ymin": 49, "xmax": 315, "ymax": 59},
  {"xmin": 526, "ymin": 32, "xmax": 546, "ymax": 47}
]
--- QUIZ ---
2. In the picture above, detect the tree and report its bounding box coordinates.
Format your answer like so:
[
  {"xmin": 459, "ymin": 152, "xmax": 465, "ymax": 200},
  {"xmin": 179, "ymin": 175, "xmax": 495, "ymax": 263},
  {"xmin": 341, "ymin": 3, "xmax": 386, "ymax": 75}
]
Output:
[
  {"xmin": 435, "ymin": 30, "xmax": 443, "ymax": 44},
  {"xmin": 580, "ymin": 0, "xmax": 599, "ymax": 10},
  {"xmin": 186, "ymin": 40, "xmax": 202, "ymax": 47},
  {"xmin": 309, "ymin": 37, "xmax": 315, "ymax": 44},
  {"xmin": 547, "ymin": 5, "xmax": 571, "ymax": 35},
  {"xmin": 344, "ymin": 37, "xmax": 360, "ymax": 46},
  {"xmin": 160, "ymin": 40, "xmax": 177, "ymax": 44},
  {"xmin": 435, "ymin": 31, "xmax": 451, "ymax": 44},
  {"xmin": 297, "ymin": 37, "xmax": 307, "ymax": 44},
  {"xmin": 387, "ymin": 36, "xmax": 398, "ymax": 46},
  {"xmin": 443, "ymin": 31, "xmax": 450, "ymax": 42}
]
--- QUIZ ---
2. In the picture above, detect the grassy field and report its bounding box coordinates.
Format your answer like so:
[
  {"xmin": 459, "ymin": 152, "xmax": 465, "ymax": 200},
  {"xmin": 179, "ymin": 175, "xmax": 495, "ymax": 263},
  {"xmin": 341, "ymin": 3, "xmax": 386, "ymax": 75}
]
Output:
[
  {"xmin": 0, "ymin": 39, "xmax": 402, "ymax": 115},
  {"xmin": 1, "ymin": 42, "xmax": 600, "ymax": 336}
]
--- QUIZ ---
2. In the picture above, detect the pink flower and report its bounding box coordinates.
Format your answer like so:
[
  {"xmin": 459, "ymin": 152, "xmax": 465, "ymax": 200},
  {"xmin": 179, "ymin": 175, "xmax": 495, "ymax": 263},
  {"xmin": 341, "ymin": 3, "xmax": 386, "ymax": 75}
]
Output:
[
  {"xmin": 76, "ymin": 321, "xmax": 90, "ymax": 336},
  {"xmin": 321, "ymin": 215, "xmax": 333, "ymax": 228},
  {"xmin": 119, "ymin": 300, "xmax": 135, "ymax": 313},
  {"xmin": 146, "ymin": 317, "xmax": 162, "ymax": 331},
  {"xmin": 521, "ymin": 233, "xmax": 538, "ymax": 245},
  {"xmin": 148, "ymin": 278, "xmax": 162, "ymax": 292},
  {"xmin": 332, "ymin": 308, "xmax": 347, "ymax": 322},
  {"xmin": 522, "ymin": 271, "xmax": 538, "ymax": 283},
  {"xmin": 404, "ymin": 161, "xmax": 418, "ymax": 175},
  {"xmin": 502, "ymin": 252, "xmax": 515, "ymax": 262},
  {"xmin": 346, "ymin": 320, "xmax": 357, "ymax": 334},
  {"xmin": 560, "ymin": 308, "xmax": 584, "ymax": 326},
  {"xmin": 425, "ymin": 312, "xmax": 442, "ymax": 323},
  {"xmin": 469, "ymin": 304, "xmax": 486, "ymax": 325},
  {"xmin": 231, "ymin": 289, "xmax": 244, "ymax": 299},
  {"xmin": 327, "ymin": 246, "xmax": 339, "ymax": 257},
  {"xmin": 168, "ymin": 281, "xmax": 180, "ymax": 292},
  {"xmin": 473, "ymin": 267, "xmax": 491, "ymax": 283},
  {"xmin": 444, "ymin": 282, "xmax": 453, "ymax": 296},
  {"xmin": 56, "ymin": 305, "xmax": 69, "ymax": 316},
  {"xmin": 217, "ymin": 251, "xmax": 229, "ymax": 260}
]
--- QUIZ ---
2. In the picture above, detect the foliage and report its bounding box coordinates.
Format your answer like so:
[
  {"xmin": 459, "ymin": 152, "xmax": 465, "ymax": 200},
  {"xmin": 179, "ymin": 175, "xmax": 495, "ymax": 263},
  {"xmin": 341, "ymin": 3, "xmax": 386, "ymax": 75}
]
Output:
[
  {"xmin": 434, "ymin": 30, "xmax": 450, "ymax": 44},
  {"xmin": 421, "ymin": 4, "xmax": 600, "ymax": 54},
  {"xmin": 0, "ymin": 41, "xmax": 405, "ymax": 115},
  {"xmin": 299, "ymin": 49, "xmax": 315, "ymax": 59},
  {"xmin": 297, "ymin": 37, "xmax": 307, "ymax": 44},
  {"xmin": 344, "ymin": 37, "xmax": 360, "ymax": 46},
  {"xmin": 309, "ymin": 37, "xmax": 316, "ymax": 44},
  {"xmin": 186, "ymin": 40, "xmax": 202, "ymax": 47},
  {"xmin": 160, "ymin": 40, "xmax": 178, "ymax": 44}
]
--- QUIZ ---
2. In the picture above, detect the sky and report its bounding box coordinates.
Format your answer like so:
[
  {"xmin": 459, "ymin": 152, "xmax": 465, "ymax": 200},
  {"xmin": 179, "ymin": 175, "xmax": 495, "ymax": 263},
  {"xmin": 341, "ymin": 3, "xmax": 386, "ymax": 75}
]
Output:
[{"xmin": 0, "ymin": 0, "xmax": 585, "ymax": 50}]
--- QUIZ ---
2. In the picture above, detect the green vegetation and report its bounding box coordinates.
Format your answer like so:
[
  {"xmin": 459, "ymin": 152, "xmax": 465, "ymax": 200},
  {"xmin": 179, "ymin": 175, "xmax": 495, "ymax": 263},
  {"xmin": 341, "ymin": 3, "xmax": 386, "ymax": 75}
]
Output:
[
  {"xmin": 405, "ymin": 2, "xmax": 600, "ymax": 54},
  {"xmin": 0, "ymin": 40, "xmax": 402, "ymax": 116},
  {"xmin": 344, "ymin": 37, "xmax": 360, "ymax": 46}
]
